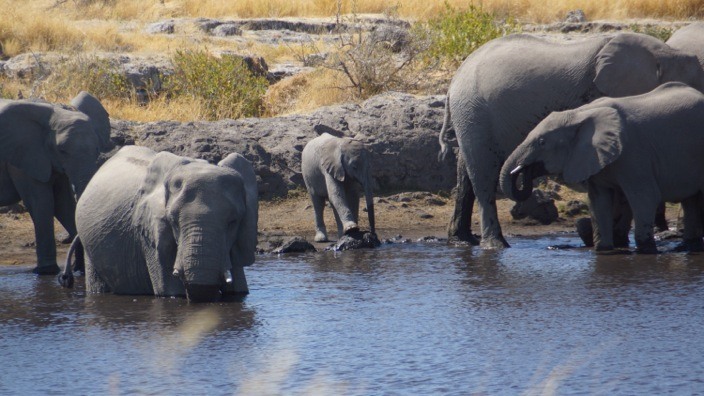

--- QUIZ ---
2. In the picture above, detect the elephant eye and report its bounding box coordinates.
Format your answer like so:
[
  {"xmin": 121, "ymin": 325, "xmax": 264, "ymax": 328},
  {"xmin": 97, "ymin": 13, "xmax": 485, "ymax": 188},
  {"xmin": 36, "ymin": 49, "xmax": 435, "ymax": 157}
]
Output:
[
  {"xmin": 538, "ymin": 137, "xmax": 546, "ymax": 147},
  {"xmin": 171, "ymin": 179, "xmax": 183, "ymax": 191}
]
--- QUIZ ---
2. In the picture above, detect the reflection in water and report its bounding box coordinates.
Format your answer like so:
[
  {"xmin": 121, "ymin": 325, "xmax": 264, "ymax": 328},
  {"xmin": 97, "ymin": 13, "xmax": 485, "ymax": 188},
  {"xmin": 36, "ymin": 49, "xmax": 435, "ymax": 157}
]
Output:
[{"xmin": 1, "ymin": 236, "xmax": 704, "ymax": 394}]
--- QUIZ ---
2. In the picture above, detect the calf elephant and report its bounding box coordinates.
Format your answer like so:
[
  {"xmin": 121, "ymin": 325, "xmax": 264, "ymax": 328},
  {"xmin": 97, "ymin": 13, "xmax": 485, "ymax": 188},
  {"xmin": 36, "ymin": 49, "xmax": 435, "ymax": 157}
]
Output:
[
  {"xmin": 500, "ymin": 83, "xmax": 704, "ymax": 253},
  {"xmin": 439, "ymin": 32, "xmax": 704, "ymax": 248},
  {"xmin": 301, "ymin": 132, "xmax": 375, "ymax": 242},
  {"xmin": 0, "ymin": 92, "xmax": 111, "ymax": 274},
  {"xmin": 61, "ymin": 147, "xmax": 258, "ymax": 302}
]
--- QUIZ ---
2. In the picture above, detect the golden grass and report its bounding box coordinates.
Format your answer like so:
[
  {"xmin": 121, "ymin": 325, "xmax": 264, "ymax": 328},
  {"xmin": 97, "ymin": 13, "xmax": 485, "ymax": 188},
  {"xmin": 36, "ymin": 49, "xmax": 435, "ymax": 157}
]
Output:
[{"xmin": 264, "ymin": 68, "xmax": 357, "ymax": 116}]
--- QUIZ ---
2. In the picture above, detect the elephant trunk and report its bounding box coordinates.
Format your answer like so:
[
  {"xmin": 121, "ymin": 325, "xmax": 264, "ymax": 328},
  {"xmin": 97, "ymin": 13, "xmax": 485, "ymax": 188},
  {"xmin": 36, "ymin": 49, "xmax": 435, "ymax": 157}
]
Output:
[
  {"xmin": 68, "ymin": 162, "xmax": 98, "ymax": 200},
  {"xmin": 509, "ymin": 165, "xmax": 534, "ymax": 202},
  {"xmin": 500, "ymin": 160, "xmax": 548, "ymax": 202},
  {"xmin": 174, "ymin": 227, "xmax": 229, "ymax": 302},
  {"xmin": 364, "ymin": 181, "xmax": 375, "ymax": 235}
]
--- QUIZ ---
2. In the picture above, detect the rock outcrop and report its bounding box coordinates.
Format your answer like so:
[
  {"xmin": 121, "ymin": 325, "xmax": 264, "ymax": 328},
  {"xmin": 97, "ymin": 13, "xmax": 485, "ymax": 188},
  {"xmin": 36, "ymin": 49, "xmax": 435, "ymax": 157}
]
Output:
[{"xmin": 109, "ymin": 92, "xmax": 457, "ymax": 198}]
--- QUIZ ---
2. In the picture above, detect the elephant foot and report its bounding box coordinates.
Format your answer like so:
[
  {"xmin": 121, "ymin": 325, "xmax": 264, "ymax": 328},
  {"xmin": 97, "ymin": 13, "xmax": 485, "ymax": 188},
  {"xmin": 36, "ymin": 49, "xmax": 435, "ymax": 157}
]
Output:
[
  {"xmin": 314, "ymin": 232, "xmax": 329, "ymax": 242},
  {"xmin": 673, "ymin": 238, "xmax": 704, "ymax": 253},
  {"xmin": 480, "ymin": 235, "xmax": 510, "ymax": 249},
  {"xmin": 635, "ymin": 241, "xmax": 659, "ymax": 254},
  {"xmin": 448, "ymin": 230, "xmax": 480, "ymax": 246},
  {"xmin": 32, "ymin": 264, "xmax": 61, "ymax": 275},
  {"xmin": 343, "ymin": 222, "xmax": 359, "ymax": 235},
  {"xmin": 575, "ymin": 217, "xmax": 594, "ymax": 247}
]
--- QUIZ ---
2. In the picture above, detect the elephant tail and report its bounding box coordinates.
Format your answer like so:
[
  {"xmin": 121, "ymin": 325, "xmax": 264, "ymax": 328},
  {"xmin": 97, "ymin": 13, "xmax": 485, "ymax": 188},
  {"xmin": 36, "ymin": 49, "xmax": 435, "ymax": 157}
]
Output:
[
  {"xmin": 438, "ymin": 94, "xmax": 452, "ymax": 162},
  {"xmin": 58, "ymin": 237, "xmax": 80, "ymax": 288}
]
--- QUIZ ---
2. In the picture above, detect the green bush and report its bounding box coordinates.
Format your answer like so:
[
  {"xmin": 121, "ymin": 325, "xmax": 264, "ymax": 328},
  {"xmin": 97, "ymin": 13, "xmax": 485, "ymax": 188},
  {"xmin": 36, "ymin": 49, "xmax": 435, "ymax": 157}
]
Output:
[
  {"xmin": 423, "ymin": 2, "xmax": 520, "ymax": 64},
  {"xmin": 166, "ymin": 50, "xmax": 269, "ymax": 120},
  {"xmin": 43, "ymin": 55, "xmax": 132, "ymax": 101},
  {"xmin": 629, "ymin": 24, "xmax": 674, "ymax": 42}
]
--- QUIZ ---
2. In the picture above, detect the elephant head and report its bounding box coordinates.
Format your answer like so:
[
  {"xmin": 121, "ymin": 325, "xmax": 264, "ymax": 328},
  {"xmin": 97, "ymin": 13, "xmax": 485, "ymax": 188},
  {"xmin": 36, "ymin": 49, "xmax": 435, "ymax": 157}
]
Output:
[
  {"xmin": 0, "ymin": 91, "xmax": 111, "ymax": 198},
  {"xmin": 321, "ymin": 135, "xmax": 376, "ymax": 234},
  {"xmin": 500, "ymin": 106, "xmax": 624, "ymax": 201},
  {"xmin": 136, "ymin": 152, "xmax": 257, "ymax": 302},
  {"xmin": 594, "ymin": 33, "xmax": 704, "ymax": 97}
]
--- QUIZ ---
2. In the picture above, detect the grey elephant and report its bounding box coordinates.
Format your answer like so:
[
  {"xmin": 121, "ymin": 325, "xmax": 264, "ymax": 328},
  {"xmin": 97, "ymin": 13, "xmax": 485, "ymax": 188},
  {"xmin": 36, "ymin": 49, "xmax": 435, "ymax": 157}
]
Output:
[
  {"xmin": 0, "ymin": 92, "xmax": 111, "ymax": 274},
  {"xmin": 438, "ymin": 32, "xmax": 704, "ymax": 249},
  {"xmin": 301, "ymin": 132, "xmax": 375, "ymax": 242},
  {"xmin": 500, "ymin": 82, "xmax": 704, "ymax": 253},
  {"xmin": 668, "ymin": 22, "xmax": 704, "ymax": 68},
  {"xmin": 61, "ymin": 146, "xmax": 258, "ymax": 302}
]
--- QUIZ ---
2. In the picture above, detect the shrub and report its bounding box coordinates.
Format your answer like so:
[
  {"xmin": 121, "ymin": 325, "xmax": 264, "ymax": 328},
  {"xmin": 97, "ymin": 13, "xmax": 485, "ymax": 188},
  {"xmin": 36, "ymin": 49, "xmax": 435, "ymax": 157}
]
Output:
[
  {"xmin": 165, "ymin": 50, "xmax": 269, "ymax": 120},
  {"xmin": 422, "ymin": 2, "xmax": 520, "ymax": 64},
  {"xmin": 37, "ymin": 54, "xmax": 132, "ymax": 102},
  {"xmin": 629, "ymin": 24, "xmax": 674, "ymax": 41}
]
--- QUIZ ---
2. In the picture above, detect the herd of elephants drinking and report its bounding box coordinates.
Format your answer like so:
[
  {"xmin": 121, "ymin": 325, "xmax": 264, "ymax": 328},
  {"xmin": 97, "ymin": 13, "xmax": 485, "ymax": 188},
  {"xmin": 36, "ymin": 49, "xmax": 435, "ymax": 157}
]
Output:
[{"xmin": 2, "ymin": 23, "xmax": 704, "ymax": 301}]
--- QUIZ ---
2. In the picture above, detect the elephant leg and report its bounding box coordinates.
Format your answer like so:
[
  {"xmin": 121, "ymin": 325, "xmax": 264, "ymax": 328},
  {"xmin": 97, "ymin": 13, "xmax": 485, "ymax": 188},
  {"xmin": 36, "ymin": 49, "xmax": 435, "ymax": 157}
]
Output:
[
  {"xmin": 0, "ymin": 163, "xmax": 21, "ymax": 206},
  {"xmin": 311, "ymin": 194, "xmax": 329, "ymax": 242},
  {"xmin": 680, "ymin": 195, "xmax": 704, "ymax": 252},
  {"xmin": 623, "ymin": 188, "xmax": 660, "ymax": 254},
  {"xmin": 223, "ymin": 265, "xmax": 249, "ymax": 295},
  {"xmin": 346, "ymin": 183, "xmax": 360, "ymax": 227},
  {"xmin": 52, "ymin": 173, "xmax": 77, "ymax": 243},
  {"xmin": 654, "ymin": 202, "xmax": 668, "ymax": 232},
  {"xmin": 448, "ymin": 155, "xmax": 479, "ymax": 245},
  {"xmin": 52, "ymin": 173, "xmax": 84, "ymax": 272},
  {"xmin": 325, "ymin": 176, "xmax": 358, "ymax": 235},
  {"xmin": 9, "ymin": 167, "xmax": 60, "ymax": 273},
  {"xmin": 612, "ymin": 191, "xmax": 632, "ymax": 249},
  {"xmin": 588, "ymin": 185, "xmax": 615, "ymax": 252},
  {"xmin": 331, "ymin": 206, "xmax": 344, "ymax": 239}
]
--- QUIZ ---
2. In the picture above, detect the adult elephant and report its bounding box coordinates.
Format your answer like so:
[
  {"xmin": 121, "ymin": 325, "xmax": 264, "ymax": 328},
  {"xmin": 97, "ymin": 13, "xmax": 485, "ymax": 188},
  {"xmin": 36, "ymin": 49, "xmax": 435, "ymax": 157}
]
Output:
[
  {"xmin": 60, "ymin": 147, "xmax": 258, "ymax": 302},
  {"xmin": 438, "ymin": 32, "xmax": 704, "ymax": 248},
  {"xmin": 0, "ymin": 92, "xmax": 111, "ymax": 274},
  {"xmin": 500, "ymin": 82, "xmax": 704, "ymax": 253},
  {"xmin": 668, "ymin": 22, "xmax": 704, "ymax": 68},
  {"xmin": 301, "ymin": 132, "xmax": 375, "ymax": 242}
]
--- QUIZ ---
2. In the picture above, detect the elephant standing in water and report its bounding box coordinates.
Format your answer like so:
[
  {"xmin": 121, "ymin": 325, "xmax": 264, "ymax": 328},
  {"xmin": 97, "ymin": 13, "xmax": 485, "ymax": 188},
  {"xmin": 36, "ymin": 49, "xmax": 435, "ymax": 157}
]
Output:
[
  {"xmin": 500, "ymin": 83, "xmax": 704, "ymax": 253},
  {"xmin": 61, "ymin": 147, "xmax": 258, "ymax": 302},
  {"xmin": 302, "ymin": 132, "xmax": 375, "ymax": 242},
  {"xmin": 0, "ymin": 92, "xmax": 111, "ymax": 274},
  {"xmin": 438, "ymin": 33, "xmax": 704, "ymax": 248}
]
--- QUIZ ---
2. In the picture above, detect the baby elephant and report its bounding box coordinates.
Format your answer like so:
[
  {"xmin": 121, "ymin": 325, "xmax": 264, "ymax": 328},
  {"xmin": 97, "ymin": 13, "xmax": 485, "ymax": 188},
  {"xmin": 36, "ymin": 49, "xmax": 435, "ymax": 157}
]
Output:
[
  {"xmin": 301, "ymin": 133, "xmax": 375, "ymax": 242},
  {"xmin": 500, "ymin": 82, "xmax": 704, "ymax": 253}
]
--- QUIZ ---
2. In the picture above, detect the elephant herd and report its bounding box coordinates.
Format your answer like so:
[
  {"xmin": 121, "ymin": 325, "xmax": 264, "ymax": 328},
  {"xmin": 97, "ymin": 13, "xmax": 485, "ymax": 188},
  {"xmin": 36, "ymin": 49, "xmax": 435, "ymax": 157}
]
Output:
[{"xmin": 4, "ymin": 23, "xmax": 704, "ymax": 301}]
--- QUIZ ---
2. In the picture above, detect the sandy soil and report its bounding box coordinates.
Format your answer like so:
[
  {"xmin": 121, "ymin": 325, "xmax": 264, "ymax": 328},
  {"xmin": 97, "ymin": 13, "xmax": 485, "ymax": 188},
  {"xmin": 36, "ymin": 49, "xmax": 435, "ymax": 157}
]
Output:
[{"xmin": 0, "ymin": 192, "xmax": 591, "ymax": 267}]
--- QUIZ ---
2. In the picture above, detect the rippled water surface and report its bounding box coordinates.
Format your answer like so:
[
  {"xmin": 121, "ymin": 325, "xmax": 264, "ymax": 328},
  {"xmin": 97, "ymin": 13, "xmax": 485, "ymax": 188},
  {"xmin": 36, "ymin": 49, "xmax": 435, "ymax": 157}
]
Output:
[{"xmin": 2, "ymin": 235, "xmax": 704, "ymax": 394}]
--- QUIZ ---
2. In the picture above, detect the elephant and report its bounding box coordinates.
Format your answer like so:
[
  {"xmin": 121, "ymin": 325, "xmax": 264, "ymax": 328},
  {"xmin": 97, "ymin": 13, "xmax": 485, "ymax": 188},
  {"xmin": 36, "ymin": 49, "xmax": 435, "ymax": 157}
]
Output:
[
  {"xmin": 438, "ymin": 32, "xmax": 704, "ymax": 249},
  {"xmin": 0, "ymin": 92, "xmax": 111, "ymax": 274},
  {"xmin": 500, "ymin": 82, "xmax": 704, "ymax": 253},
  {"xmin": 301, "ymin": 132, "xmax": 375, "ymax": 242},
  {"xmin": 668, "ymin": 22, "xmax": 704, "ymax": 68},
  {"xmin": 60, "ymin": 146, "xmax": 258, "ymax": 302}
]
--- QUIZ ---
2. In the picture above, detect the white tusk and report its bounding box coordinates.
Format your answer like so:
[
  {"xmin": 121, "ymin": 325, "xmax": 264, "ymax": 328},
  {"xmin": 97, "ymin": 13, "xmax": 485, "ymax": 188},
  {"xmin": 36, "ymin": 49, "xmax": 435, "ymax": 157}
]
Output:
[
  {"xmin": 510, "ymin": 165, "xmax": 524, "ymax": 175},
  {"xmin": 224, "ymin": 270, "xmax": 233, "ymax": 284},
  {"xmin": 172, "ymin": 268, "xmax": 181, "ymax": 277}
]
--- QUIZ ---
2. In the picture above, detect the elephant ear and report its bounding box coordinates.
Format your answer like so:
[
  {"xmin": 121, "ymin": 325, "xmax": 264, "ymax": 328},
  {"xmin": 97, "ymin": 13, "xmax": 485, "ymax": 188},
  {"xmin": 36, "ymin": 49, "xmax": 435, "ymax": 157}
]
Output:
[
  {"xmin": 220, "ymin": 153, "xmax": 258, "ymax": 267},
  {"xmin": 563, "ymin": 107, "xmax": 624, "ymax": 184},
  {"xmin": 70, "ymin": 91, "xmax": 112, "ymax": 151},
  {"xmin": 0, "ymin": 101, "xmax": 55, "ymax": 183},
  {"xmin": 140, "ymin": 151, "xmax": 191, "ymax": 197},
  {"xmin": 320, "ymin": 137, "xmax": 345, "ymax": 182},
  {"xmin": 594, "ymin": 33, "xmax": 661, "ymax": 97}
]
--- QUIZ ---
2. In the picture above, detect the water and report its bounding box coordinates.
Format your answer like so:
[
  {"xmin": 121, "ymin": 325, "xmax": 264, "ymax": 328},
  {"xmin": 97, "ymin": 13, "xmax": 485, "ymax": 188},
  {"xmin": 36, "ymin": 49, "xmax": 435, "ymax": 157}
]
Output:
[{"xmin": 1, "ymin": 235, "xmax": 704, "ymax": 394}]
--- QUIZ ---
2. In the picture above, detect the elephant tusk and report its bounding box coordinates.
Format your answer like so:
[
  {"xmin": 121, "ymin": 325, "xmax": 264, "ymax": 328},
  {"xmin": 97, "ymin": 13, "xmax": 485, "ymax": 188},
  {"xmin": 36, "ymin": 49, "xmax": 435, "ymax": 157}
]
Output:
[
  {"xmin": 510, "ymin": 165, "xmax": 524, "ymax": 175},
  {"xmin": 223, "ymin": 270, "xmax": 233, "ymax": 284},
  {"xmin": 172, "ymin": 268, "xmax": 182, "ymax": 278}
]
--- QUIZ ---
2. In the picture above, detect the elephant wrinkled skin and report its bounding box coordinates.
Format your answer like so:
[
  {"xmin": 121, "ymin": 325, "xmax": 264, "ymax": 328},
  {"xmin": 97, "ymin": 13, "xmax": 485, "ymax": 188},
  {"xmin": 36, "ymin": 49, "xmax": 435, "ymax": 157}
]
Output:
[
  {"xmin": 500, "ymin": 83, "xmax": 704, "ymax": 254},
  {"xmin": 439, "ymin": 33, "xmax": 704, "ymax": 249},
  {"xmin": 64, "ymin": 146, "xmax": 258, "ymax": 302},
  {"xmin": 0, "ymin": 92, "xmax": 111, "ymax": 274}
]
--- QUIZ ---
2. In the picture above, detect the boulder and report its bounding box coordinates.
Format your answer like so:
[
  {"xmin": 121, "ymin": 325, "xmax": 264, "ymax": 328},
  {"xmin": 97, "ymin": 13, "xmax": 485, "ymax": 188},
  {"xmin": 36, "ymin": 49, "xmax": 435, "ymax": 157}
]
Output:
[{"xmin": 510, "ymin": 189, "xmax": 559, "ymax": 225}]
